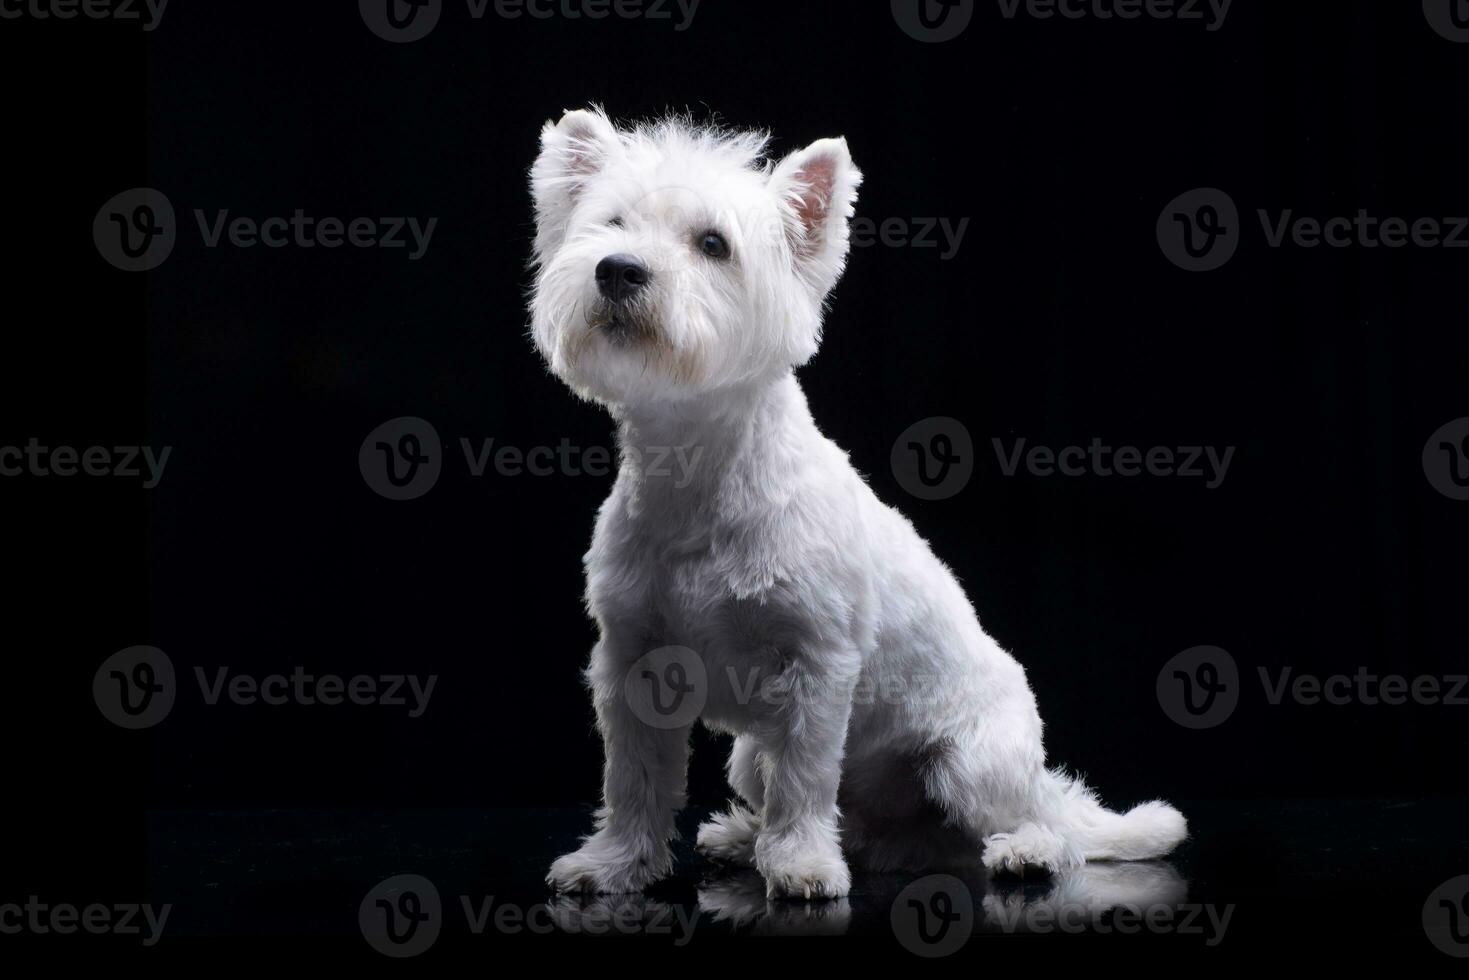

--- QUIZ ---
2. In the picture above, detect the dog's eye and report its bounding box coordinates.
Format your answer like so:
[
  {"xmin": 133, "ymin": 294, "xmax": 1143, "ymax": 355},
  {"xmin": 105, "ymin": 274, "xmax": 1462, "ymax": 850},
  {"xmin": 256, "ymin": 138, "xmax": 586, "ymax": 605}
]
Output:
[
  {"xmin": 698, "ymin": 231, "xmax": 730, "ymax": 260},
  {"xmin": 608, "ymin": 216, "xmax": 624, "ymax": 228}
]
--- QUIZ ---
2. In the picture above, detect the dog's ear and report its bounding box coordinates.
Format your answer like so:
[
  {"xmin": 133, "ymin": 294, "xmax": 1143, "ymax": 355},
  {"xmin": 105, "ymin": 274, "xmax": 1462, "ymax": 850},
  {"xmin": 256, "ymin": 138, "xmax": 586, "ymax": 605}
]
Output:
[
  {"xmin": 768, "ymin": 137, "xmax": 862, "ymax": 294},
  {"xmin": 531, "ymin": 107, "xmax": 622, "ymax": 259}
]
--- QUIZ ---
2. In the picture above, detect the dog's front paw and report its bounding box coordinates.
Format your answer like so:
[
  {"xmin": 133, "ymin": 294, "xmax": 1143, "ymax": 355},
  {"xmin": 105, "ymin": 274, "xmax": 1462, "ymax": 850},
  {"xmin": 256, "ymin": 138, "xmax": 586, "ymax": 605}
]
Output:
[
  {"xmin": 761, "ymin": 857, "xmax": 851, "ymax": 901},
  {"xmin": 546, "ymin": 835, "xmax": 671, "ymax": 895},
  {"xmin": 763, "ymin": 863, "xmax": 851, "ymax": 901},
  {"xmin": 755, "ymin": 833, "xmax": 850, "ymax": 901}
]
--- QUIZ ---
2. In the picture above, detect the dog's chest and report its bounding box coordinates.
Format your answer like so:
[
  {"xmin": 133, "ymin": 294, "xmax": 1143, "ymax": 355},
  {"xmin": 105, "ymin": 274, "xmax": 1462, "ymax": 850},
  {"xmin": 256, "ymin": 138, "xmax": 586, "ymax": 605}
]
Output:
[{"xmin": 588, "ymin": 497, "xmax": 800, "ymax": 650}]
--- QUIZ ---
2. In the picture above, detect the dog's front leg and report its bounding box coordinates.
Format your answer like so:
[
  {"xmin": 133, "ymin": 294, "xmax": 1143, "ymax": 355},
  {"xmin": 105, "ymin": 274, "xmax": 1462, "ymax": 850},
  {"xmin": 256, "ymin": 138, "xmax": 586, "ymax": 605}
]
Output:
[
  {"xmin": 754, "ymin": 649, "xmax": 859, "ymax": 901},
  {"xmin": 547, "ymin": 639, "xmax": 691, "ymax": 894}
]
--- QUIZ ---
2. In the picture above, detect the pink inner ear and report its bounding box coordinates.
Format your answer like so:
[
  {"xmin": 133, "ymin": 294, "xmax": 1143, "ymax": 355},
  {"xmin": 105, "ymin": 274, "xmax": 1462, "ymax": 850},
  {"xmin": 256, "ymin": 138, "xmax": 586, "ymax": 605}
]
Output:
[
  {"xmin": 561, "ymin": 121, "xmax": 607, "ymax": 177},
  {"xmin": 792, "ymin": 157, "xmax": 836, "ymax": 243}
]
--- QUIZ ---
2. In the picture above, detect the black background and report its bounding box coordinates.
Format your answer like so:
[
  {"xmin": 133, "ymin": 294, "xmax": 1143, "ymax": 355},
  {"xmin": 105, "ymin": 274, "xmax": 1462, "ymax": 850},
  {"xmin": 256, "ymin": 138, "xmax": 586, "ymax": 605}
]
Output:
[{"xmin": 6, "ymin": 0, "xmax": 1469, "ymax": 966}]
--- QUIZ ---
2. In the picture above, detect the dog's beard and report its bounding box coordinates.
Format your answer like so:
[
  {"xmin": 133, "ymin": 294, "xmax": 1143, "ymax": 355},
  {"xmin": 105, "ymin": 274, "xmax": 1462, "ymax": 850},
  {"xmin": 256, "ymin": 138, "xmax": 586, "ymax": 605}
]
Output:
[
  {"xmin": 584, "ymin": 296, "xmax": 659, "ymax": 347},
  {"xmin": 558, "ymin": 293, "xmax": 703, "ymax": 391}
]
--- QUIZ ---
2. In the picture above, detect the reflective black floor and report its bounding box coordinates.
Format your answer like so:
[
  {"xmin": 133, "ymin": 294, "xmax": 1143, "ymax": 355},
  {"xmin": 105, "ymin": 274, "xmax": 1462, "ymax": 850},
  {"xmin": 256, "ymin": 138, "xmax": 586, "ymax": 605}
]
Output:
[{"xmin": 145, "ymin": 798, "xmax": 1469, "ymax": 963}]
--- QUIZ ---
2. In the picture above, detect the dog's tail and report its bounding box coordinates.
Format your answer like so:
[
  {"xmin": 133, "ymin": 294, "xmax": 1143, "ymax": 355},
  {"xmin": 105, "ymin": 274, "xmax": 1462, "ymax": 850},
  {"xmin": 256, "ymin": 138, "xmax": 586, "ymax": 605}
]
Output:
[{"xmin": 1046, "ymin": 769, "xmax": 1188, "ymax": 862}]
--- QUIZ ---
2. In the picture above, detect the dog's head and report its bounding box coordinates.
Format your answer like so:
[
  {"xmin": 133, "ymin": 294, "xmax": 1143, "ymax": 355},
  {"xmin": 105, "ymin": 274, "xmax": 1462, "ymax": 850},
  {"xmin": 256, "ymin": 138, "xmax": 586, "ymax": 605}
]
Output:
[{"xmin": 529, "ymin": 107, "xmax": 861, "ymax": 406}]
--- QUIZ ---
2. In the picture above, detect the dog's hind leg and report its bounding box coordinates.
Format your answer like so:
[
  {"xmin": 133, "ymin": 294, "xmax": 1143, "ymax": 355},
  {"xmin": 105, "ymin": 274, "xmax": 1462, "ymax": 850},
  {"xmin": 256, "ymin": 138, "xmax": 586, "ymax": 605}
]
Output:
[
  {"xmin": 914, "ymin": 724, "xmax": 1085, "ymax": 877},
  {"xmin": 916, "ymin": 727, "xmax": 1186, "ymax": 876},
  {"xmin": 696, "ymin": 735, "xmax": 764, "ymax": 866},
  {"xmin": 725, "ymin": 733, "xmax": 766, "ymax": 808}
]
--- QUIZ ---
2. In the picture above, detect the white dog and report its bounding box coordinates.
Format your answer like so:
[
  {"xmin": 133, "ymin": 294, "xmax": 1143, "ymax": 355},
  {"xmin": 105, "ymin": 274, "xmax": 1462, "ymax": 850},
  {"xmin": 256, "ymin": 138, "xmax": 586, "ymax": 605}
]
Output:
[{"xmin": 530, "ymin": 107, "xmax": 1186, "ymax": 900}]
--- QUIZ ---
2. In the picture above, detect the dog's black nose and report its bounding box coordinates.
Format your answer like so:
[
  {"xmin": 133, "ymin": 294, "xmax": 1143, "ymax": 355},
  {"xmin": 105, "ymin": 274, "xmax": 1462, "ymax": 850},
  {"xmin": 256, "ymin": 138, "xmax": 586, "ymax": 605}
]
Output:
[{"xmin": 595, "ymin": 253, "xmax": 650, "ymax": 303}]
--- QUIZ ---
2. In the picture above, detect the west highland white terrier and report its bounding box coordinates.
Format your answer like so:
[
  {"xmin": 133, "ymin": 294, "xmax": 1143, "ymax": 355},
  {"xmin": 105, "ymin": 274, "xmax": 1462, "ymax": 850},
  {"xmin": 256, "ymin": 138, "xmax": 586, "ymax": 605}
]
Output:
[{"xmin": 529, "ymin": 107, "xmax": 1186, "ymax": 900}]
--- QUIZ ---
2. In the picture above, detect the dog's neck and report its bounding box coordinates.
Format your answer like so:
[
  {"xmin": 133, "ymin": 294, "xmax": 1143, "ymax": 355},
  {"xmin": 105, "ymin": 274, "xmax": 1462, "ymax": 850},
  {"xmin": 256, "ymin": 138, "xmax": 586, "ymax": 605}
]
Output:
[{"xmin": 610, "ymin": 371, "xmax": 814, "ymax": 511}]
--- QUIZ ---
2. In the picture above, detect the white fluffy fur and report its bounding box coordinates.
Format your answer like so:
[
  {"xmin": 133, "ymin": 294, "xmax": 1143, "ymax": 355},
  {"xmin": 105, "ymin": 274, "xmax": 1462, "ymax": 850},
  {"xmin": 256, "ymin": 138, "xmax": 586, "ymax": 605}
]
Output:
[{"xmin": 530, "ymin": 107, "xmax": 1186, "ymax": 900}]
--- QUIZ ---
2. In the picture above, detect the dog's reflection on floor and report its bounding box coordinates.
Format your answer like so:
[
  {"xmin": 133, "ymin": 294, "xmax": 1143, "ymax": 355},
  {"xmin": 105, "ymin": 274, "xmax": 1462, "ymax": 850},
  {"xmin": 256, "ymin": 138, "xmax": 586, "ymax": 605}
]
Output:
[
  {"xmin": 979, "ymin": 861, "xmax": 1189, "ymax": 934},
  {"xmin": 545, "ymin": 862, "xmax": 1186, "ymax": 940},
  {"xmin": 696, "ymin": 861, "xmax": 1188, "ymax": 938},
  {"xmin": 543, "ymin": 892, "xmax": 700, "ymax": 943},
  {"xmin": 696, "ymin": 871, "xmax": 854, "ymax": 935}
]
